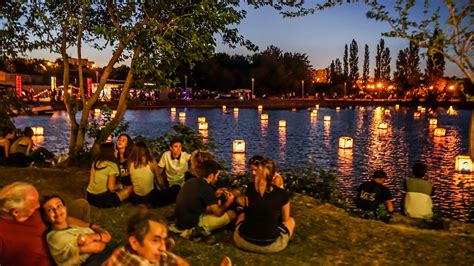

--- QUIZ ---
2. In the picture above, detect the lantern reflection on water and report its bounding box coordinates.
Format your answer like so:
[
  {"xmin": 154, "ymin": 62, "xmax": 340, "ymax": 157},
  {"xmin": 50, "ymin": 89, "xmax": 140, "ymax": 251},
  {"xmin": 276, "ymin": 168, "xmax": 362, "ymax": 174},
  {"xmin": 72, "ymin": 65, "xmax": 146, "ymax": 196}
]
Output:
[
  {"xmin": 414, "ymin": 112, "xmax": 421, "ymax": 118},
  {"xmin": 310, "ymin": 110, "xmax": 317, "ymax": 117},
  {"xmin": 455, "ymin": 156, "xmax": 472, "ymax": 173},
  {"xmin": 315, "ymin": 104, "xmax": 319, "ymax": 110},
  {"xmin": 198, "ymin": 122, "xmax": 208, "ymax": 130},
  {"xmin": 378, "ymin": 122, "xmax": 388, "ymax": 129},
  {"xmin": 232, "ymin": 153, "xmax": 246, "ymax": 174},
  {"xmin": 324, "ymin": 116, "xmax": 331, "ymax": 122},
  {"xmin": 338, "ymin": 136, "xmax": 353, "ymax": 149},
  {"xmin": 199, "ymin": 129, "xmax": 208, "ymax": 140},
  {"xmin": 260, "ymin": 113, "xmax": 268, "ymax": 120},
  {"xmin": 31, "ymin": 126, "xmax": 44, "ymax": 136},
  {"xmin": 32, "ymin": 136, "xmax": 44, "ymax": 146},
  {"xmin": 232, "ymin": 140, "xmax": 246, "ymax": 153},
  {"xmin": 434, "ymin": 128, "xmax": 446, "ymax": 137},
  {"xmin": 198, "ymin": 117, "xmax": 206, "ymax": 123},
  {"xmin": 234, "ymin": 108, "xmax": 239, "ymax": 114}
]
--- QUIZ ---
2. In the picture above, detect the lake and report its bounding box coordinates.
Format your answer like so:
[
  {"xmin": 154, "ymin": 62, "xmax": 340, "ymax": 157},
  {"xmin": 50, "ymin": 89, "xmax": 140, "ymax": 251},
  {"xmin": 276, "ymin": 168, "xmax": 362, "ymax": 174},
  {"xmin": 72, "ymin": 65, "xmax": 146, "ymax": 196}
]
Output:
[{"xmin": 14, "ymin": 106, "xmax": 473, "ymax": 221}]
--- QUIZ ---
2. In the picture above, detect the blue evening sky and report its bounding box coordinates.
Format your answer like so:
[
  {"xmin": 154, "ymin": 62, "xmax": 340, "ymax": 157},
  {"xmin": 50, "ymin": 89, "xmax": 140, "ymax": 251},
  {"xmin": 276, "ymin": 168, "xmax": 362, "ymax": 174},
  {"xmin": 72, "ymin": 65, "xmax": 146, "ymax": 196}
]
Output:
[{"xmin": 28, "ymin": 1, "xmax": 465, "ymax": 78}]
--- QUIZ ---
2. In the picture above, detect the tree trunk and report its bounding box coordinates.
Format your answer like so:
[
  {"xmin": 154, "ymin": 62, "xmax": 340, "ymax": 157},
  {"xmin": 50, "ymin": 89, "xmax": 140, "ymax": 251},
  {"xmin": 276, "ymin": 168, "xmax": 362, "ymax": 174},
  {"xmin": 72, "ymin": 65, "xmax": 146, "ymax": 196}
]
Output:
[{"xmin": 470, "ymin": 111, "xmax": 474, "ymax": 159}]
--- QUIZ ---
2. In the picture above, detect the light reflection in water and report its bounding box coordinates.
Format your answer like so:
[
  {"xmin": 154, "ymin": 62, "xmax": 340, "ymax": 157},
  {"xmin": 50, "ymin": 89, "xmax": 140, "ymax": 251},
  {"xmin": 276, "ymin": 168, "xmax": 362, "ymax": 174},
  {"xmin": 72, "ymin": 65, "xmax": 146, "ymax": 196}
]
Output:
[
  {"xmin": 232, "ymin": 153, "xmax": 246, "ymax": 174},
  {"xmin": 278, "ymin": 127, "xmax": 286, "ymax": 163},
  {"xmin": 260, "ymin": 119, "xmax": 268, "ymax": 137},
  {"xmin": 199, "ymin": 130, "xmax": 208, "ymax": 144},
  {"xmin": 170, "ymin": 112, "xmax": 176, "ymax": 121},
  {"xmin": 337, "ymin": 148, "xmax": 354, "ymax": 193},
  {"xmin": 32, "ymin": 136, "xmax": 44, "ymax": 147}
]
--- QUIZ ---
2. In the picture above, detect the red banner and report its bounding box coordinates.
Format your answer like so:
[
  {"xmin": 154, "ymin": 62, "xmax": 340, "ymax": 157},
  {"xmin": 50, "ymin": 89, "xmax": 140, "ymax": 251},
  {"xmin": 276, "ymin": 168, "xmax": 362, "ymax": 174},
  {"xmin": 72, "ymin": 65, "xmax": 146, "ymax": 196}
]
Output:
[
  {"xmin": 87, "ymin": 77, "xmax": 92, "ymax": 98},
  {"xmin": 15, "ymin": 75, "xmax": 22, "ymax": 97}
]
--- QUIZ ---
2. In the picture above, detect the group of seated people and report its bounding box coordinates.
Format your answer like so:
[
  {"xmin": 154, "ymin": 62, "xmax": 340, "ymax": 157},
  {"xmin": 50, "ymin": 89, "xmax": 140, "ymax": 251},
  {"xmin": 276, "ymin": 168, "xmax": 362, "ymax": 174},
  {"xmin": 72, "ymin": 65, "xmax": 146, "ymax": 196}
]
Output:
[
  {"xmin": 355, "ymin": 162, "xmax": 435, "ymax": 220},
  {"xmin": 0, "ymin": 126, "xmax": 58, "ymax": 167}
]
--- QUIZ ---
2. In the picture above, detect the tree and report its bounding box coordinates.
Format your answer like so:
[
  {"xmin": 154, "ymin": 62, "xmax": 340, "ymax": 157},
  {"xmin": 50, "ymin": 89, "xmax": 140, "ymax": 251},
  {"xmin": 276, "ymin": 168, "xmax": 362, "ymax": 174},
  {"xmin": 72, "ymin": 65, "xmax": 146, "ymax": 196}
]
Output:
[
  {"xmin": 425, "ymin": 29, "xmax": 445, "ymax": 85},
  {"xmin": 374, "ymin": 39, "xmax": 385, "ymax": 82},
  {"xmin": 343, "ymin": 44, "xmax": 348, "ymax": 81},
  {"xmin": 394, "ymin": 49, "xmax": 408, "ymax": 90},
  {"xmin": 406, "ymin": 41, "xmax": 421, "ymax": 86},
  {"xmin": 362, "ymin": 44, "xmax": 370, "ymax": 85},
  {"xmin": 281, "ymin": 0, "xmax": 473, "ymax": 83},
  {"xmin": 381, "ymin": 47, "xmax": 391, "ymax": 82},
  {"xmin": 1, "ymin": 1, "xmax": 253, "ymax": 157},
  {"xmin": 349, "ymin": 39, "xmax": 359, "ymax": 84}
]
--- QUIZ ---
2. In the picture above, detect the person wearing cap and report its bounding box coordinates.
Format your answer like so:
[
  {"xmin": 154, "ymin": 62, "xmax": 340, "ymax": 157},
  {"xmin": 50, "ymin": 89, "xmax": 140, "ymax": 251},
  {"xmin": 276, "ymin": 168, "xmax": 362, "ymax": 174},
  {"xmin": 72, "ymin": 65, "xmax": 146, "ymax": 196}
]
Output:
[
  {"xmin": 403, "ymin": 162, "xmax": 434, "ymax": 219},
  {"xmin": 355, "ymin": 170, "xmax": 394, "ymax": 215}
]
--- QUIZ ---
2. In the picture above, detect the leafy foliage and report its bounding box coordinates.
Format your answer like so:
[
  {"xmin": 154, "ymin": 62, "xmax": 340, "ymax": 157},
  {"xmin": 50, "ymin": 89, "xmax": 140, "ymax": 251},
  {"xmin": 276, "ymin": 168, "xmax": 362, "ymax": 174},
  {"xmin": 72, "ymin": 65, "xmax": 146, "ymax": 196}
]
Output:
[
  {"xmin": 0, "ymin": 87, "xmax": 26, "ymax": 128},
  {"xmin": 86, "ymin": 106, "xmax": 129, "ymax": 144}
]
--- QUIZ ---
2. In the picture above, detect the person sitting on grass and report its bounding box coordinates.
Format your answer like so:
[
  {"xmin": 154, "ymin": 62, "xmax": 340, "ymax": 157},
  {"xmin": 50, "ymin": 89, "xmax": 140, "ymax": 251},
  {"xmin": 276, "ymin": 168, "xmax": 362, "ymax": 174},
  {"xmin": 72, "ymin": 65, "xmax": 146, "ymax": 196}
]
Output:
[
  {"xmin": 355, "ymin": 170, "xmax": 394, "ymax": 219},
  {"xmin": 41, "ymin": 195, "xmax": 114, "ymax": 265},
  {"xmin": 185, "ymin": 149, "xmax": 216, "ymax": 181},
  {"xmin": 0, "ymin": 126, "xmax": 15, "ymax": 166},
  {"xmin": 9, "ymin": 127, "xmax": 58, "ymax": 167},
  {"xmin": 128, "ymin": 141, "xmax": 165, "ymax": 207},
  {"xmin": 86, "ymin": 142, "xmax": 132, "ymax": 208},
  {"xmin": 103, "ymin": 206, "xmax": 189, "ymax": 266},
  {"xmin": 156, "ymin": 138, "xmax": 191, "ymax": 204},
  {"xmin": 249, "ymin": 155, "xmax": 284, "ymax": 188},
  {"xmin": 173, "ymin": 159, "xmax": 236, "ymax": 237},
  {"xmin": 403, "ymin": 162, "xmax": 434, "ymax": 219},
  {"xmin": 233, "ymin": 158, "xmax": 295, "ymax": 253},
  {"xmin": 114, "ymin": 133, "xmax": 134, "ymax": 186}
]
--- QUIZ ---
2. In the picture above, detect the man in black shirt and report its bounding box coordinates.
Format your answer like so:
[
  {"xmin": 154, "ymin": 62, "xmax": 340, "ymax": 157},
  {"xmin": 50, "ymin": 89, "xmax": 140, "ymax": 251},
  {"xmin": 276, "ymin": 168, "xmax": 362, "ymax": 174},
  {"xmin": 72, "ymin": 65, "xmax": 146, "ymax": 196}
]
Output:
[
  {"xmin": 355, "ymin": 170, "xmax": 394, "ymax": 214},
  {"xmin": 174, "ymin": 160, "xmax": 236, "ymax": 234}
]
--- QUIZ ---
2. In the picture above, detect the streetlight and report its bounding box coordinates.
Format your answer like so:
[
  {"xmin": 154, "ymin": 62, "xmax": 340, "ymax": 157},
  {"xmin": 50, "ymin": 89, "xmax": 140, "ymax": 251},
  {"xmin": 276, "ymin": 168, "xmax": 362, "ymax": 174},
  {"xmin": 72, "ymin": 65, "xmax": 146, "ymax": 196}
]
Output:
[
  {"xmin": 301, "ymin": 80, "xmax": 304, "ymax": 98},
  {"xmin": 251, "ymin": 77, "xmax": 255, "ymax": 99}
]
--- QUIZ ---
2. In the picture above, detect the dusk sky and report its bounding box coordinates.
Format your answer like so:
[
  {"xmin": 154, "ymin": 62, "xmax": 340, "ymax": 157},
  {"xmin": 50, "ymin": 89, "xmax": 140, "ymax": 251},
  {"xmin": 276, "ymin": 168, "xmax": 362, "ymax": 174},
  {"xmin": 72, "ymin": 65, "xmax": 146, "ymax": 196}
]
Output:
[{"xmin": 28, "ymin": 1, "xmax": 465, "ymax": 78}]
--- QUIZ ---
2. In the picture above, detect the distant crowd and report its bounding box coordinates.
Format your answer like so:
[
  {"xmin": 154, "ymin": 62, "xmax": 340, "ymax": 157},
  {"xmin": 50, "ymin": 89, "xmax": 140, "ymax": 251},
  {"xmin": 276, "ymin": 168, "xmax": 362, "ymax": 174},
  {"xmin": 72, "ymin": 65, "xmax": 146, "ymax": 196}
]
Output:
[{"xmin": 0, "ymin": 128, "xmax": 435, "ymax": 265}]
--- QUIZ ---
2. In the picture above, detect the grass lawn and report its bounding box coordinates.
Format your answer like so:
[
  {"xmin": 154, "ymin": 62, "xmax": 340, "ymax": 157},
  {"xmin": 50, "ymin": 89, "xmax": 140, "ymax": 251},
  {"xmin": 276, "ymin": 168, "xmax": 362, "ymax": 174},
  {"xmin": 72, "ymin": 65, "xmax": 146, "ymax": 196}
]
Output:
[{"xmin": 1, "ymin": 167, "xmax": 473, "ymax": 265}]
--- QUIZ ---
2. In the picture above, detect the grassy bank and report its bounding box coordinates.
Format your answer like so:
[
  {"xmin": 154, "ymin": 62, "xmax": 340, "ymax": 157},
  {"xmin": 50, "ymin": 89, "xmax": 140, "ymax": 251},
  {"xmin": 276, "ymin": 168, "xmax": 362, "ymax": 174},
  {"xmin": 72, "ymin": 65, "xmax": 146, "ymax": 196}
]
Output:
[{"xmin": 1, "ymin": 167, "xmax": 473, "ymax": 265}]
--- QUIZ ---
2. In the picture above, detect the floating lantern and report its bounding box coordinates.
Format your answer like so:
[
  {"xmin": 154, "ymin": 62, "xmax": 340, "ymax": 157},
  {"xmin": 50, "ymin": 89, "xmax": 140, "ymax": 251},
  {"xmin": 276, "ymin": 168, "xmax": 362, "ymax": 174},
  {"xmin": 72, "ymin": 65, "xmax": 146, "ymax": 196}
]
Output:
[
  {"xmin": 198, "ymin": 122, "xmax": 208, "ymax": 130},
  {"xmin": 338, "ymin": 136, "xmax": 353, "ymax": 149},
  {"xmin": 417, "ymin": 106, "xmax": 422, "ymax": 111},
  {"xmin": 455, "ymin": 156, "xmax": 472, "ymax": 173},
  {"xmin": 31, "ymin": 126, "xmax": 44, "ymax": 136},
  {"xmin": 336, "ymin": 107, "xmax": 341, "ymax": 111},
  {"xmin": 429, "ymin": 118, "xmax": 438, "ymax": 126},
  {"xmin": 433, "ymin": 127, "xmax": 446, "ymax": 137},
  {"xmin": 310, "ymin": 110, "xmax": 318, "ymax": 117},
  {"xmin": 222, "ymin": 105, "xmax": 227, "ymax": 112},
  {"xmin": 197, "ymin": 117, "xmax": 206, "ymax": 123},
  {"xmin": 234, "ymin": 108, "xmax": 239, "ymax": 114},
  {"xmin": 260, "ymin": 113, "xmax": 268, "ymax": 120},
  {"xmin": 291, "ymin": 108, "xmax": 297, "ymax": 112},
  {"xmin": 170, "ymin": 107, "xmax": 176, "ymax": 112},
  {"xmin": 324, "ymin": 115, "xmax": 331, "ymax": 122},
  {"xmin": 420, "ymin": 107, "xmax": 426, "ymax": 113},
  {"xmin": 279, "ymin": 120, "xmax": 286, "ymax": 127},
  {"xmin": 233, "ymin": 140, "xmax": 246, "ymax": 153},
  {"xmin": 359, "ymin": 106, "xmax": 365, "ymax": 111},
  {"xmin": 94, "ymin": 109, "xmax": 101, "ymax": 114},
  {"xmin": 378, "ymin": 122, "xmax": 388, "ymax": 129},
  {"xmin": 111, "ymin": 110, "xmax": 117, "ymax": 118},
  {"xmin": 447, "ymin": 106, "xmax": 456, "ymax": 115},
  {"xmin": 414, "ymin": 112, "xmax": 421, "ymax": 118},
  {"xmin": 384, "ymin": 109, "xmax": 390, "ymax": 115},
  {"xmin": 395, "ymin": 104, "xmax": 400, "ymax": 110},
  {"xmin": 179, "ymin": 112, "xmax": 186, "ymax": 118},
  {"xmin": 258, "ymin": 105, "xmax": 263, "ymax": 111},
  {"xmin": 315, "ymin": 104, "xmax": 319, "ymax": 110}
]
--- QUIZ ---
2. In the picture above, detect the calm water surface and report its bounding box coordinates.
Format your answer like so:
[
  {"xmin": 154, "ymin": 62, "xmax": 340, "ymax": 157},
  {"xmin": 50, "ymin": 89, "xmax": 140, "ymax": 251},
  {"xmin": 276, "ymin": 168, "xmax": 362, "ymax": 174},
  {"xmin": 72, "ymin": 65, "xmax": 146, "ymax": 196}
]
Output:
[{"xmin": 15, "ymin": 107, "xmax": 473, "ymax": 220}]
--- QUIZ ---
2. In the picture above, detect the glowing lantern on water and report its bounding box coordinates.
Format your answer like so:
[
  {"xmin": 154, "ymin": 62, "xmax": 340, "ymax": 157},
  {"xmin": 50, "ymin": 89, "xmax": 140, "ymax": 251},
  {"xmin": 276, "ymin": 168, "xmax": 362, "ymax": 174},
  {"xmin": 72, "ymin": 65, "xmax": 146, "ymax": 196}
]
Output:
[
  {"xmin": 170, "ymin": 107, "xmax": 176, "ymax": 112},
  {"xmin": 260, "ymin": 113, "xmax": 268, "ymax": 120},
  {"xmin": 384, "ymin": 110, "xmax": 390, "ymax": 115},
  {"xmin": 429, "ymin": 118, "xmax": 438, "ymax": 126},
  {"xmin": 310, "ymin": 110, "xmax": 317, "ymax": 117},
  {"xmin": 315, "ymin": 104, "xmax": 319, "ymax": 110},
  {"xmin": 222, "ymin": 105, "xmax": 227, "ymax": 112},
  {"xmin": 111, "ymin": 110, "xmax": 117, "ymax": 118},
  {"xmin": 233, "ymin": 140, "xmax": 246, "ymax": 153},
  {"xmin": 447, "ymin": 106, "xmax": 456, "ymax": 115},
  {"xmin": 338, "ymin": 136, "xmax": 353, "ymax": 149},
  {"xmin": 378, "ymin": 122, "xmax": 388, "ymax": 129},
  {"xmin": 291, "ymin": 108, "xmax": 297, "ymax": 112},
  {"xmin": 420, "ymin": 107, "xmax": 426, "ymax": 113},
  {"xmin": 336, "ymin": 107, "xmax": 340, "ymax": 111},
  {"xmin": 434, "ymin": 128, "xmax": 446, "ymax": 137},
  {"xmin": 198, "ymin": 122, "xmax": 208, "ymax": 130},
  {"xmin": 179, "ymin": 112, "xmax": 186, "ymax": 118},
  {"xmin": 417, "ymin": 106, "xmax": 422, "ymax": 111},
  {"xmin": 455, "ymin": 156, "xmax": 472, "ymax": 173},
  {"xmin": 279, "ymin": 120, "xmax": 286, "ymax": 127},
  {"xmin": 324, "ymin": 116, "xmax": 331, "ymax": 122},
  {"xmin": 31, "ymin": 126, "xmax": 44, "ymax": 136},
  {"xmin": 94, "ymin": 109, "xmax": 101, "ymax": 114},
  {"xmin": 258, "ymin": 105, "xmax": 263, "ymax": 111},
  {"xmin": 198, "ymin": 117, "xmax": 206, "ymax": 123},
  {"xmin": 234, "ymin": 108, "xmax": 239, "ymax": 114},
  {"xmin": 414, "ymin": 112, "xmax": 421, "ymax": 118},
  {"xmin": 395, "ymin": 104, "xmax": 400, "ymax": 110}
]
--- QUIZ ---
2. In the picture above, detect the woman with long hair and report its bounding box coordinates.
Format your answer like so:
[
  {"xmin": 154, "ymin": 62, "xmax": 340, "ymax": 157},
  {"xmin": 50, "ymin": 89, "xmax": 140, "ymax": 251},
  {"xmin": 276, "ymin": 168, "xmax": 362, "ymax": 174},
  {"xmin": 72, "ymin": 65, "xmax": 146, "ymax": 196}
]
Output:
[
  {"xmin": 114, "ymin": 133, "xmax": 134, "ymax": 186},
  {"xmin": 128, "ymin": 141, "xmax": 165, "ymax": 206},
  {"xmin": 233, "ymin": 158, "xmax": 295, "ymax": 253},
  {"xmin": 86, "ymin": 143, "xmax": 132, "ymax": 208},
  {"xmin": 9, "ymin": 127, "xmax": 57, "ymax": 167}
]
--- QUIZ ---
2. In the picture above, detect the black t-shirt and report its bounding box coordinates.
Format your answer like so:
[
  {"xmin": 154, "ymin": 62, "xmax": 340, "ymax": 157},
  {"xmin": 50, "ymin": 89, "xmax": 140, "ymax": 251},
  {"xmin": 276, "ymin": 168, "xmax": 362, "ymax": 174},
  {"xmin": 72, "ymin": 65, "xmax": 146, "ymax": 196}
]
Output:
[
  {"xmin": 239, "ymin": 183, "xmax": 290, "ymax": 245},
  {"xmin": 355, "ymin": 180, "xmax": 393, "ymax": 211},
  {"xmin": 175, "ymin": 177, "xmax": 217, "ymax": 230}
]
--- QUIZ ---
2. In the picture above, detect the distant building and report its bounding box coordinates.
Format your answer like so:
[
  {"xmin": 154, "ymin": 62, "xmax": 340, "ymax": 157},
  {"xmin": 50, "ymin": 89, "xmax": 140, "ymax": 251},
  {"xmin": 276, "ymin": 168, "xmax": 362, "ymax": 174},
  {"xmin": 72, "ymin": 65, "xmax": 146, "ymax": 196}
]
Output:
[
  {"xmin": 61, "ymin": 57, "xmax": 95, "ymax": 68},
  {"xmin": 0, "ymin": 70, "xmax": 45, "ymax": 87},
  {"xmin": 312, "ymin": 68, "xmax": 329, "ymax": 83}
]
